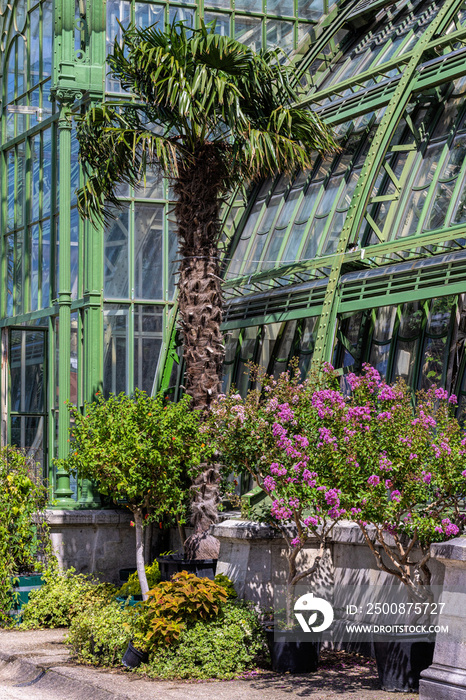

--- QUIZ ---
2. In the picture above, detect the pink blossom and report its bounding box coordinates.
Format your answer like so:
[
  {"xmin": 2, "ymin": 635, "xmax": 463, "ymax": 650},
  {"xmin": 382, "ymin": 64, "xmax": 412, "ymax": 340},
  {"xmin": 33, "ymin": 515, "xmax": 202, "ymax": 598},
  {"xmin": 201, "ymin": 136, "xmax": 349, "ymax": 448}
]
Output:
[
  {"xmin": 391, "ymin": 490, "xmax": 401, "ymax": 503},
  {"xmin": 367, "ymin": 475, "xmax": 380, "ymax": 486}
]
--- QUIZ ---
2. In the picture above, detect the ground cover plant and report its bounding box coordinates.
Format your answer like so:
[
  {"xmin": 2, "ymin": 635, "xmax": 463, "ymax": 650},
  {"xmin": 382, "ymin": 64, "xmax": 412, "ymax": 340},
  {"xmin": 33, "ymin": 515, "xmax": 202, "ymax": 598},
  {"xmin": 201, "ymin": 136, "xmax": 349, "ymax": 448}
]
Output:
[
  {"xmin": 20, "ymin": 567, "xmax": 117, "ymax": 629},
  {"xmin": 66, "ymin": 571, "xmax": 265, "ymax": 678},
  {"xmin": 0, "ymin": 445, "xmax": 52, "ymax": 625},
  {"xmin": 55, "ymin": 390, "xmax": 206, "ymax": 597}
]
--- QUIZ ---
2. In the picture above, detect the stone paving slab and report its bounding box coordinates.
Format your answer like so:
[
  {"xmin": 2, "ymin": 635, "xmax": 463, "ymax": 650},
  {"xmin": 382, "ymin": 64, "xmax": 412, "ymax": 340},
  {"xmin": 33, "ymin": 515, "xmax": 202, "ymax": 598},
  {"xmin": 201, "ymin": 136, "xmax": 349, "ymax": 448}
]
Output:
[{"xmin": 0, "ymin": 628, "xmax": 419, "ymax": 700}]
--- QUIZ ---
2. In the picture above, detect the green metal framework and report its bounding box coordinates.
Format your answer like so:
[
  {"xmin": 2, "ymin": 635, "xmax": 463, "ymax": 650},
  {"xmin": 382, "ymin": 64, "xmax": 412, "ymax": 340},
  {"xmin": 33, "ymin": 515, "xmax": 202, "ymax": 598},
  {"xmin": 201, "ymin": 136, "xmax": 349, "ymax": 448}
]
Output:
[
  {"xmin": 3, "ymin": 0, "xmax": 466, "ymax": 504},
  {"xmin": 0, "ymin": 0, "xmax": 329, "ymax": 504}
]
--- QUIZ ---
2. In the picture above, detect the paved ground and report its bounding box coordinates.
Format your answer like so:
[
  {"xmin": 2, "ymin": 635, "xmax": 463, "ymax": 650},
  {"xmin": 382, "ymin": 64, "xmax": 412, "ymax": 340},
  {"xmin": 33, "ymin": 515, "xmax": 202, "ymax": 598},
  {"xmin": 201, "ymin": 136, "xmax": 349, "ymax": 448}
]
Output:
[{"xmin": 0, "ymin": 629, "xmax": 419, "ymax": 700}]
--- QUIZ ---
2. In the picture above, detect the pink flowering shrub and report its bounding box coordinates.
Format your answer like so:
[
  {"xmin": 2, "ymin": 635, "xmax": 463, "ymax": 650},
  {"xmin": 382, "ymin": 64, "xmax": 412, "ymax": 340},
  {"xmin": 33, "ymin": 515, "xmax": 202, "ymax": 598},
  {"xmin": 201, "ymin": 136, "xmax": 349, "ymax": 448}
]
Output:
[
  {"xmin": 209, "ymin": 360, "xmax": 466, "ymax": 609},
  {"xmin": 330, "ymin": 364, "xmax": 466, "ymax": 603},
  {"xmin": 208, "ymin": 362, "xmax": 348, "ymax": 623}
]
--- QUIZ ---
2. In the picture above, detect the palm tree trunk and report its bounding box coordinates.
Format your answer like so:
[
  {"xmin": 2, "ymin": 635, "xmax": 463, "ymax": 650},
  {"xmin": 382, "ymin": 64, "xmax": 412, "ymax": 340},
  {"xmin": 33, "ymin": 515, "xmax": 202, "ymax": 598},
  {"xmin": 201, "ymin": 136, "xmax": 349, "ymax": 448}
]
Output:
[{"xmin": 173, "ymin": 149, "xmax": 226, "ymax": 558}]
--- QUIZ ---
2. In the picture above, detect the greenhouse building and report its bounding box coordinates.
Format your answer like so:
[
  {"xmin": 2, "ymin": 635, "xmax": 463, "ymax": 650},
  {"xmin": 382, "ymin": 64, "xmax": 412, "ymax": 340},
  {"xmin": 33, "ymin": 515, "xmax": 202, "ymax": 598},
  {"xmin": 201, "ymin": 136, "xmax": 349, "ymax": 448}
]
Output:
[{"xmin": 2, "ymin": 0, "xmax": 466, "ymax": 516}]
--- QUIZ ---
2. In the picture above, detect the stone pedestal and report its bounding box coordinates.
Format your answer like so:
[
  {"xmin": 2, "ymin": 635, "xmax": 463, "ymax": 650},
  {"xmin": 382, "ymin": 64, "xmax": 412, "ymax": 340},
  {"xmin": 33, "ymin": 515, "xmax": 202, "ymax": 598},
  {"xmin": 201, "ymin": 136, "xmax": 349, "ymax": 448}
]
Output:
[{"xmin": 420, "ymin": 537, "xmax": 466, "ymax": 700}]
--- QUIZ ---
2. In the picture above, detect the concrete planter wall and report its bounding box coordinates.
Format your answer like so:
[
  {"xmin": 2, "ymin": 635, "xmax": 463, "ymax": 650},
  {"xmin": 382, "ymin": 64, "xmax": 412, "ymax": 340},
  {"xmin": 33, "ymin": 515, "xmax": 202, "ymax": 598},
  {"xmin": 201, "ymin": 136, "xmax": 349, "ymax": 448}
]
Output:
[
  {"xmin": 47, "ymin": 510, "xmax": 141, "ymax": 583},
  {"xmin": 212, "ymin": 518, "xmax": 445, "ymax": 610}
]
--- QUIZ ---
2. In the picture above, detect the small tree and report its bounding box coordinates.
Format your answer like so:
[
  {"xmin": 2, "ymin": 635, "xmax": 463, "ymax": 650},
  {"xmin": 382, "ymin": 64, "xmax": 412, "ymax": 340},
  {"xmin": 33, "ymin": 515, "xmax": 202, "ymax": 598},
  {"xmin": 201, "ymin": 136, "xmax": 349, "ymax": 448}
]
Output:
[{"xmin": 57, "ymin": 391, "xmax": 205, "ymax": 598}]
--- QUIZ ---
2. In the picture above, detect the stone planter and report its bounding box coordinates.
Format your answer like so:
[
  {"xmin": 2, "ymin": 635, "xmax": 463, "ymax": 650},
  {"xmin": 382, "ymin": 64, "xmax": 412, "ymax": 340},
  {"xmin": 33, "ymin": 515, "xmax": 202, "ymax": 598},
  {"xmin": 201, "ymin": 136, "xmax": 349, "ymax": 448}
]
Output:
[{"xmin": 420, "ymin": 537, "xmax": 466, "ymax": 700}]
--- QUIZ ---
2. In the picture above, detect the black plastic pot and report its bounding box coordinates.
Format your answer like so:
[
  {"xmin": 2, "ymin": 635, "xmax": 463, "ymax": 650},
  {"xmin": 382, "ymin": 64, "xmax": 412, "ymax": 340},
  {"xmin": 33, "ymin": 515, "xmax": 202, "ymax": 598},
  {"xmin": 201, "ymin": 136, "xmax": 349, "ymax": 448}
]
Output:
[
  {"xmin": 373, "ymin": 633, "xmax": 435, "ymax": 691},
  {"xmin": 265, "ymin": 628, "xmax": 320, "ymax": 673},
  {"xmin": 121, "ymin": 640, "xmax": 148, "ymax": 669},
  {"xmin": 119, "ymin": 568, "xmax": 136, "ymax": 583},
  {"xmin": 156, "ymin": 554, "xmax": 217, "ymax": 581}
]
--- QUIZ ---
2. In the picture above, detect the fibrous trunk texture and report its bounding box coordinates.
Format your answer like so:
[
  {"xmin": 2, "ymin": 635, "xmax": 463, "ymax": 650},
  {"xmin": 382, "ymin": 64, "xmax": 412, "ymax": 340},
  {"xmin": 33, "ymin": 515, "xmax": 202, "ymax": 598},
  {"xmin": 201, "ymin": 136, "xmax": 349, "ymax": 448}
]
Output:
[{"xmin": 174, "ymin": 147, "xmax": 226, "ymax": 559}]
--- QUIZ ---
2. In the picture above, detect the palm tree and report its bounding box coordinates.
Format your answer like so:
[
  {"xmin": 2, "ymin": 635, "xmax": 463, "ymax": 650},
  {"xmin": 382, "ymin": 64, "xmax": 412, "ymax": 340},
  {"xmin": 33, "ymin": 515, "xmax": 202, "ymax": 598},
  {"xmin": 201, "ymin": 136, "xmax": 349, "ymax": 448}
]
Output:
[{"xmin": 76, "ymin": 20, "xmax": 338, "ymax": 557}]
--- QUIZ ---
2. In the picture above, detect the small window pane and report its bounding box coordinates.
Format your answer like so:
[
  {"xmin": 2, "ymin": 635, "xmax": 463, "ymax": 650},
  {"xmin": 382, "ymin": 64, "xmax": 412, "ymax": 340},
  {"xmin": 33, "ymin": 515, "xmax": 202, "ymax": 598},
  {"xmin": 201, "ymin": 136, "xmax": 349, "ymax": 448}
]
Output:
[
  {"xmin": 104, "ymin": 209, "xmax": 129, "ymax": 298},
  {"xmin": 236, "ymin": 16, "xmax": 262, "ymax": 50},
  {"xmin": 134, "ymin": 204, "xmax": 163, "ymax": 300},
  {"xmin": 373, "ymin": 306, "xmax": 397, "ymax": 343},
  {"xmin": 134, "ymin": 305, "xmax": 163, "ymax": 394},
  {"xmin": 103, "ymin": 305, "xmax": 128, "ymax": 396}
]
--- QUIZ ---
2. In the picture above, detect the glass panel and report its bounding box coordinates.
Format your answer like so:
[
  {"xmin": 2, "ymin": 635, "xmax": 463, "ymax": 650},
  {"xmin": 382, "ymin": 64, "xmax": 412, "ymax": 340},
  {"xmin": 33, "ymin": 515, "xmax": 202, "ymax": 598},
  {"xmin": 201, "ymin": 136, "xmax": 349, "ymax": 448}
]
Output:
[
  {"xmin": 6, "ymin": 236, "xmax": 13, "ymax": 316},
  {"xmin": 42, "ymin": 128, "xmax": 52, "ymax": 218},
  {"xmin": 70, "ymin": 208, "xmax": 79, "ymax": 300},
  {"xmin": 235, "ymin": 16, "xmax": 262, "ymax": 50},
  {"xmin": 425, "ymin": 181, "xmax": 454, "ymax": 231},
  {"xmin": 167, "ymin": 217, "xmax": 178, "ymax": 301},
  {"xmin": 10, "ymin": 330, "xmax": 45, "ymax": 413},
  {"xmin": 104, "ymin": 209, "xmax": 129, "ymax": 298},
  {"xmin": 169, "ymin": 6, "xmax": 195, "ymax": 26},
  {"xmin": 235, "ymin": 326, "xmax": 260, "ymax": 396},
  {"xmin": 443, "ymin": 135, "xmax": 466, "ymax": 179},
  {"xmin": 70, "ymin": 127, "xmax": 79, "ymax": 207},
  {"xmin": 392, "ymin": 339, "xmax": 418, "ymax": 384},
  {"xmin": 268, "ymin": 0, "xmax": 294, "ymax": 16},
  {"xmin": 301, "ymin": 218, "xmax": 326, "ymax": 259},
  {"xmin": 204, "ymin": 12, "xmax": 230, "ymax": 35},
  {"xmin": 70, "ymin": 313, "xmax": 79, "ymax": 405},
  {"xmin": 7, "ymin": 150, "xmax": 15, "ymax": 230},
  {"xmin": 41, "ymin": 220, "xmax": 51, "ymax": 308},
  {"xmin": 222, "ymin": 329, "xmax": 240, "ymax": 393},
  {"xmin": 235, "ymin": 0, "xmax": 261, "ymax": 11},
  {"xmin": 42, "ymin": 0, "xmax": 53, "ymax": 78},
  {"xmin": 134, "ymin": 166, "xmax": 164, "ymax": 199},
  {"xmin": 298, "ymin": 316, "xmax": 317, "ymax": 378},
  {"xmin": 15, "ymin": 231, "xmax": 23, "ymax": 315},
  {"xmin": 103, "ymin": 305, "xmax": 128, "ymax": 396},
  {"xmin": 134, "ymin": 204, "xmax": 163, "ymax": 300},
  {"xmin": 31, "ymin": 134, "xmax": 40, "ymax": 222},
  {"xmin": 398, "ymin": 189, "xmax": 428, "ymax": 238},
  {"xmin": 29, "ymin": 7, "xmax": 40, "ymax": 87},
  {"xmin": 373, "ymin": 306, "xmax": 397, "ymax": 342},
  {"xmin": 10, "ymin": 415, "xmax": 44, "ymax": 474},
  {"xmin": 272, "ymin": 320, "xmax": 297, "ymax": 377},
  {"xmin": 134, "ymin": 305, "xmax": 163, "ymax": 394},
  {"xmin": 266, "ymin": 19, "xmax": 294, "ymax": 53},
  {"xmin": 31, "ymin": 225, "xmax": 39, "ymax": 312},
  {"xmin": 257, "ymin": 322, "xmax": 281, "ymax": 373},
  {"xmin": 106, "ymin": 0, "xmax": 131, "ymax": 92},
  {"xmin": 419, "ymin": 336, "xmax": 447, "ymax": 390},
  {"xmin": 369, "ymin": 343, "xmax": 391, "ymax": 379},
  {"xmin": 398, "ymin": 301, "xmax": 423, "ymax": 338},
  {"xmin": 298, "ymin": 0, "xmax": 323, "ymax": 21},
  {"xmin": 426, "ymin": 296, "xmax": 453, "ymax": 335},
  {"xmin": 135, "ymin": 2, "xmax": 164, "ymax": 27}
]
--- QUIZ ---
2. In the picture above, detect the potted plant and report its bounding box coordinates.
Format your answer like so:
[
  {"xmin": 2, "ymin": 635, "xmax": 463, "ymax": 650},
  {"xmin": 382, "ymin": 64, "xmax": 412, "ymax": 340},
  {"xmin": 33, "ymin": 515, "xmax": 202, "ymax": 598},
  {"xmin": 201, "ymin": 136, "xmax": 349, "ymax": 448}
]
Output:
[
  {"xmin": 0, "ymin": 446, "xmax": 52, "ymax": 624},
  {"xmin": 335, "ymin": 365, "xmax": 466, "ymax": 691},
  {"xmin": 208, "ymin": 362, "xmax": 347, "ymax": 672},
  {"xmin": 56, "ymin": 390, "xmax": 207, "ymax": 600}
]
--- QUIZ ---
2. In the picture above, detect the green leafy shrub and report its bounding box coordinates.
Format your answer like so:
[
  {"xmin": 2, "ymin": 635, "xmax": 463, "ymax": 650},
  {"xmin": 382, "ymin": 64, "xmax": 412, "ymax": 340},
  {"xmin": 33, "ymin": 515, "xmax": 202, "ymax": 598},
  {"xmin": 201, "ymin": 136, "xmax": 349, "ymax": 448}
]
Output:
[
  {"xmin": 133, "ymin": 572, "xmax": 228, "ymax": 650},
  {"xmin": 20, "ymin": 568, "xmax": 117, "ymax": 629},
  {"xmin": 141, "ymin": 602, "xmax": 267, "ymax": 679},
  {"xmin": 67, "ymin": 600, "xmax": 132, "ymax": 666},
  {"xmin": 0, "ymin": 446, "xmax": 53, "ymax": 625},
  {"xmin": 117, "ymin": 562, "xmax": 160, "ymax": 598},
  {"xmin": 214, "ymin": 573, "xmax": 238, "ymax": 599},
  {"xmin": 56, "ymin": 390, "xmax": 208, "ymax": 597}
]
